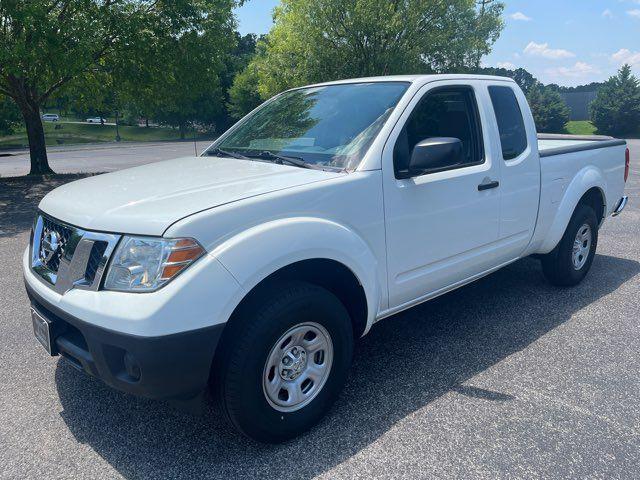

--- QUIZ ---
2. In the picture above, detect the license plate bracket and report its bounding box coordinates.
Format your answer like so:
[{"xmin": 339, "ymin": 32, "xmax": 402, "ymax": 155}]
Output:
[{"xmin": 31, "ymin": 307, "xmax": 55, "ymax": 356}]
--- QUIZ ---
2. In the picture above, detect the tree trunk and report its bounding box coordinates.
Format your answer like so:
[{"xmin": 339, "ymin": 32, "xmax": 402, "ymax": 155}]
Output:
[
  {"xmin": 20, "ymin": 103, "xmax": 54, "ymax": 175},
  {"xmin": 179, "ymin": 123, "xmax": 186, "ymax": 140}
]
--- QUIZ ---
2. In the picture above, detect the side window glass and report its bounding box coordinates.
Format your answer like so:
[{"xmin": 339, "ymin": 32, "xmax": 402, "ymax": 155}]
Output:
[
  {"xmin": 488, "ymin": 86, "xmax": 528, "ymax": 160},
  {"xmin": 394, "ymin": 87, "xmax": 484, "ymax": 175}
]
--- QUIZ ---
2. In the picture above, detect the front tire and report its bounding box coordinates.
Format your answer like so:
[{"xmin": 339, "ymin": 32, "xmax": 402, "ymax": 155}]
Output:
[
  {"xmin": 541, "ymin": 204, "xmax": 598, "ymax": 286},
  {"xmin": 212, "ymin": 281, "xmax": 353, "ymax": 443}
]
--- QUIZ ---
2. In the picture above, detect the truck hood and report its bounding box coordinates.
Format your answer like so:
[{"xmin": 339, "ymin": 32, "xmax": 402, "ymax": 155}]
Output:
[{"xmin": 39, "ymin": 156, "xmax": 343, "ymax": 235}]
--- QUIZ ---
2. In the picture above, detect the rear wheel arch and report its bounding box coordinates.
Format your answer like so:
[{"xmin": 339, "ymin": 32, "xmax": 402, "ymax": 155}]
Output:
[
  {"xmin": 578, "ymin": 187, "xmax": 606, "ymax": 226},
  {"xmin": 537, "ymin": 171, "xmax": 607, "ymax": 254},
  {"xmin": 541, "ymin": 203, "xmax": 598, "ymax": 286}
]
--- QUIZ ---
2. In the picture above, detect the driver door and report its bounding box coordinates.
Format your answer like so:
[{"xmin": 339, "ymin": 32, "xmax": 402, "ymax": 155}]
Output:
[{"xmin": 382, "ymin": 81, "xmax": 502, "ymax": 308}]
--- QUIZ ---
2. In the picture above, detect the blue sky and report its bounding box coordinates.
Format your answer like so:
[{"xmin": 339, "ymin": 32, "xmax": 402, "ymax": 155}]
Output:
[{"xmin": 234, "ymin": 0, "xmax": 640, "ymax": 86}]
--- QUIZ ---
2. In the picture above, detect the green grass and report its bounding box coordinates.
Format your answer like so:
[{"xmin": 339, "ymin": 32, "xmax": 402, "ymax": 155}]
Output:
[
  {"xmin": 564, "ymin": 120, "xmax": 640, "ymax": 138},
  {"xmin": 0, "ymin": 122, "xmax": 213, "ymax": 149},
  {"xmin": 565, "ymin": 121, "xmax": 597, "ymax": 136}
]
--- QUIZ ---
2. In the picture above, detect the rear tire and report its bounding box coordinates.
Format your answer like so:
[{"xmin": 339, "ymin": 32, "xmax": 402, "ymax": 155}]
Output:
[
  {"xmin": 211, "ymin": 281, "xmax": 353, "ymax": 443},
  {"xmin": 541, "ymin": 204, "xmax": 598, "ymax": 286}
]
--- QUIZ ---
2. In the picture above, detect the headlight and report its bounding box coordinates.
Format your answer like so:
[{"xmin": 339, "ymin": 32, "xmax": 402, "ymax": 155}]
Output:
[{"xmin": 104, "ymin": 236, "xmax": 205, "ymax": 292}]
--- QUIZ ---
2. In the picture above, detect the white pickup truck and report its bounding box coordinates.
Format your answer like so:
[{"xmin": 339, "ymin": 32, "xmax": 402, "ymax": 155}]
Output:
[{"xmin": 24, "ymin": 74, "xmax": 629, "ymax": 442}]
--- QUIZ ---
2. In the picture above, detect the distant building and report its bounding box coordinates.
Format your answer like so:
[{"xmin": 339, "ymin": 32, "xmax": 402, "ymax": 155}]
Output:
[{"xmin": 560, "ymin": 91, "xmax": 598, "ymax": 121}]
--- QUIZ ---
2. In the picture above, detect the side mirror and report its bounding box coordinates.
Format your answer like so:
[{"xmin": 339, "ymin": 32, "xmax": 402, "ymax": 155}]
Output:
[{"xmin": 403, "ymin": 137, "xmax": 464, "ymax": 178}]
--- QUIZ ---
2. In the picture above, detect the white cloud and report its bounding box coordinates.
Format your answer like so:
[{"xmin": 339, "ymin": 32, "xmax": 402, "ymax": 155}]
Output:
[
  {"xmin": 627, "ymin": 9, "xmax": 640, "ymax": 18},
  {"xmin": 545, "ymin": 62, "xmax": 601, "ymax": 79},
  {"xmin": 524, "ymin": 41, "xmax": 575, "ymax": 59},
  {"xmin": 602, "ymin": 9, "xmax": 614, "ymax": 19},
  {"xmin": 496, "ymin": 61, "xmax": 517, "ymax": 70},
  {"xmin": 611, "ymin": 48, "xmax": 640, "ymax": 67},
  {"xmin": 509, "ymin": 12, "xmax": 532, "ymax": 21}
]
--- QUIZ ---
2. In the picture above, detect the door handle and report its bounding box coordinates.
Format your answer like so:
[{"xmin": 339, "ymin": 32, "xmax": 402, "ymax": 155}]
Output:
[{"xmin": 478, "ymin": 178, "xmax": 499, "ymax": 191}]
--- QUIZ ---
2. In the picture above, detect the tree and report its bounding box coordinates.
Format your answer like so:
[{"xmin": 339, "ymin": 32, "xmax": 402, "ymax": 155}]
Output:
[
  {"xmin": 590, "ymin": 64, "xmax": 640, "ymax": 136},
  {"xmin": 113, "ymin": 4, "xmax": 237, "ymax": 137},
  {"xmin": 552, "ymin": 81, "xmax": 604, "ymax": 94},
  {"xmin": 225, "ymin": 33, "xmax": 262, "ymax": 120},
  {"xmin": 228, "ymin": 56, "xmax": 262, "ymax": 119},
  {"xmin": 526, "ymin": 83, "xmax": 570, "ymax": 133},
  {"xmin": 0, "ymin": 0, "xmax": 236, "ymax": 175},
  {"xmin": 242, "ymin": 0, "xmax": 504, "ymax": 99},
  {"xmin": 59, "ymin": 70, "xmax": 118, "ymax": 121},
  {"xmin": 476, "ymin": 67, "xmax": 538, "ymax": 94},
  {"xmin": 473, "ymin": 0, "xmax": 503, "ymax": 69},
  {"xmin": 0, "ymin": 94, "xmax": 21, "ymax": 135}
]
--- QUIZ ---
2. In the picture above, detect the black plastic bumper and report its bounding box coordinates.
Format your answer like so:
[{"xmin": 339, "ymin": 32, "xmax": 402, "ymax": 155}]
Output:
[{"xmin": 25, "ymin": 282, "xmax": 225, "ymax": 401}]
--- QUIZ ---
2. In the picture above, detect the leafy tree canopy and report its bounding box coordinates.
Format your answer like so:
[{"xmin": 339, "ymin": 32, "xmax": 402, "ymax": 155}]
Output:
[
  {"xmin": 526, "ymin": 83, "xmax": 570, "ymax": 133},
  {"xmin": 239, "ymin": 0, "xmax": 504, "ymax": 102},
  {"xmin": 115, "ymin": 8, "xmax": 237, "ymax": 136},
  {"xmin": 474, "ymin": 67, "xmax": 537, "ymax": 94},
  {"xmin": 0, "ymin": 93, "xmax": 21, "ymax": 135},
  {"xmin": 0, "ymin": 0, "xmax": 237, "ymax": 174},
  {"xmin": 590, "ymin": 64, "xmax": 640, "ymax": 136},
  {"xmin": 228, "ymin": 62, "xmax": 262, "ymax": 120},
  {"xmin": 547, "ymin": 82, "xmax": 604, "ymax": 94}
]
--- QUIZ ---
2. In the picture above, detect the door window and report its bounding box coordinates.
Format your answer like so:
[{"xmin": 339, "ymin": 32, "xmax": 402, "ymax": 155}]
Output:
[
  {"xmin": 488, "ymin": 85, "xmax": 528, "ymax": 160},
  {"xmin": 394, "ymin": 87, "xmax": 484, "ymax": 176}
]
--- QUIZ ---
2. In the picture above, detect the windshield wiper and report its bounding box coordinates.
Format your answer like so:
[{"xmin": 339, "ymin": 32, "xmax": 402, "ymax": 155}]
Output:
[
  {"xmin": 246, "ymin": 151, "xmax": 324, "ymax": 170},
  {"xmin": 205, "ymin": 148, "xmax": 249, "ymax": 160}
]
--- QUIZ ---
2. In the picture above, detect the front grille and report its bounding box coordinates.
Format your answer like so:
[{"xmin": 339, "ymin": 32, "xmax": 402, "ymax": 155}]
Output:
[
  {"xmin": 85, "ymin": 241, "xmax": 108, "ymax": 283},
  {"xmin": 40, "ymin": 216, "xmax": 75, "ymax": 272},
  {"xmin": 30, "ymin": 213, "xmax": 121, "ymax": 294}
]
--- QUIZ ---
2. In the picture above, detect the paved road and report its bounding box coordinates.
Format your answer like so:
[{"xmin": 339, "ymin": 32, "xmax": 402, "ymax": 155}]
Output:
[
  {"xmin": 0, "ymin": 141, "xmax": 207, "ymax": 177},
  {"xmin": 0, "ymin": 141, "xmax": 639, "ymax": 479}
]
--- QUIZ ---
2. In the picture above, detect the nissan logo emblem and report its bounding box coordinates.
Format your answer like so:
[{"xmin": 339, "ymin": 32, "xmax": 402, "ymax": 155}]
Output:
[{"xmin": 40, "ymin": 230, "xmax": 62, "ymax": 263}]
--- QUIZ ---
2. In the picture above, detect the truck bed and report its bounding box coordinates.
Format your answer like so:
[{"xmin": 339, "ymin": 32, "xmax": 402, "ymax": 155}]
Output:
[
  {"xmin": 537, "ymin": 134, "xmax": 626, "ymax": 157},
  {"xmin": 529, "ymin": 132, "xmax": 627, "ymax": 255}
]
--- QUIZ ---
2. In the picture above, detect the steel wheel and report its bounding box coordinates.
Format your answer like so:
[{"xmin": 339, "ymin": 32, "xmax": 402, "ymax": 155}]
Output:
[
  {"xmin": 572, "ymin": 223, "xmax": 592, "ymax": 270},
  {"xmin": 263, "ymin": 322, "xmax": 333, "ymax": 412}
]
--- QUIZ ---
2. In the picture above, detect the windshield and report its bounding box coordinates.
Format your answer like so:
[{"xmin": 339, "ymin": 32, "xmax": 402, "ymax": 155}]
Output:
[{"xmin": 211, "ymin": 82, "xmax": 410, "ymax": 170}]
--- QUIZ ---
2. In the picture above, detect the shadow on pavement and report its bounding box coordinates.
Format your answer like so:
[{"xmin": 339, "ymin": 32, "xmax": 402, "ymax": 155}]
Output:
[
  {"xmin": 54, "ymin": 253, "xmax": 640, "ymax": 479},
  {"xmin": 0, "ymin": 175, "xmax": 95, "ymax": 238}
]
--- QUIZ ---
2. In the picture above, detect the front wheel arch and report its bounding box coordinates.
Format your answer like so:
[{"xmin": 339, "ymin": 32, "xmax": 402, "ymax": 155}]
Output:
[{"xmin": 222, "ymin": 258, "xmax": 368, "ymax": 342}]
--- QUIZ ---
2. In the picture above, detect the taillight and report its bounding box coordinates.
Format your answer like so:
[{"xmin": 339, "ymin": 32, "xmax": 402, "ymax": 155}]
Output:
[{"xmin": 624, "ymin": 148, "xmax": 630, "ymax": 183}]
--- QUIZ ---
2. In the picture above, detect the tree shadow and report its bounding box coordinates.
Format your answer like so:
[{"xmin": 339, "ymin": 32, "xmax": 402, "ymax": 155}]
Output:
[
  {"xmin": 54, "ymin": 253, "xmax": 639, "ymax": 479},
  {"xmin": 0, "ymin": 175, "xmax": 96, "ymax": 239}
]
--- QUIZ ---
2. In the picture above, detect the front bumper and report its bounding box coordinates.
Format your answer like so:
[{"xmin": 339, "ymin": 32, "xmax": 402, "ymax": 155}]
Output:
[{"xmin": 26, "ymin": 281, "xmax": 224, "ymax": 400}]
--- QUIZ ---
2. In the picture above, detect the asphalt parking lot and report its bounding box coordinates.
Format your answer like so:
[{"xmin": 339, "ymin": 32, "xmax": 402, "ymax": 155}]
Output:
[{"xmin": 1, "ymin": 141, "xmax": 639, "ymax": 479}]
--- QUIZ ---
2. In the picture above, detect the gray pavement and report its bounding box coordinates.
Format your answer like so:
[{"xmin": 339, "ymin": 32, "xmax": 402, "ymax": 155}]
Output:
[
  {"xmin": 0, "ymin": 140, "xmax": 207, "ymax": 177},
  {"xmin": 0, "ymin": 141, "xmax": 639, "ymax": 479}
]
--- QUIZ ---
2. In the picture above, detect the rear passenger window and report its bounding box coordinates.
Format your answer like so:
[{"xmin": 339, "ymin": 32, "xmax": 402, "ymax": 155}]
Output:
[{"xmin": 488, "ymin": 86, "xmax": 528, "ymax": 160}]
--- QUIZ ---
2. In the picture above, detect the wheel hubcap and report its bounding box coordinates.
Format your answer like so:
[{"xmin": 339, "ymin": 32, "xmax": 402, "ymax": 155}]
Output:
[
  {"xmin": 280, "ymin": 345, "xmax": 307, "ymax": 381},
  {"xmin": 263, "ymin": 322, "xmax": 333, "ymax": 412},
  {"xmin": 572, "ymin": 223, "xmax": 592, "ymax": 270}
]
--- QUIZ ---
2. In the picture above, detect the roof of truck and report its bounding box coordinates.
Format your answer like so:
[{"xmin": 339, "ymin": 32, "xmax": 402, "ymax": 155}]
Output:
[{"xmin": 304, "ymin": 74, "xmax": 517, "ymax": 88}]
